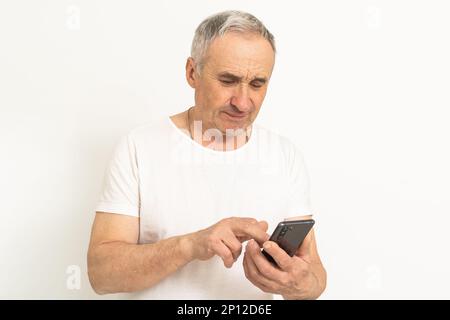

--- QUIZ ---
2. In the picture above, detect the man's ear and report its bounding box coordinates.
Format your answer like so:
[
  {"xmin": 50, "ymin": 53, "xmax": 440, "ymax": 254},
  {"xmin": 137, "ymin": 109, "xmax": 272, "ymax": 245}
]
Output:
[{"xmin": 185, "ymin": 57, "xmax": 197, "ymax": 88}]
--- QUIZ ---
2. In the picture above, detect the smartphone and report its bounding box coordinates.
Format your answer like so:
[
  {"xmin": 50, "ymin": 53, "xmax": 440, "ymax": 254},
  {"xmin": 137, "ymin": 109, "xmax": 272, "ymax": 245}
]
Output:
[{"xmin": 262, "ymin": 219, "xmax": 315, "ymax": 265}]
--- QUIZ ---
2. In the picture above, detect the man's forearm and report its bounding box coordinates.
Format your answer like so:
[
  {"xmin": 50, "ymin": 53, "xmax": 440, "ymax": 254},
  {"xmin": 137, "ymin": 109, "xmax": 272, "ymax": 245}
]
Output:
[
  {"xmin": 282, "ymin": 262, "xmax": 327, "ymax": 300},
  {"xmin": 87, "ymin": 234, "xmax": 194, "ymax": 294}
]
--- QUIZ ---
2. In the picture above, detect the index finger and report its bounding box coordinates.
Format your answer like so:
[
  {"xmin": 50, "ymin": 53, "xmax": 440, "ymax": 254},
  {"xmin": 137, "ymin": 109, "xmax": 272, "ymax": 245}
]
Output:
[{"xmin": 232, "ymin": 220, "xmax": 269, "ymax": 245}]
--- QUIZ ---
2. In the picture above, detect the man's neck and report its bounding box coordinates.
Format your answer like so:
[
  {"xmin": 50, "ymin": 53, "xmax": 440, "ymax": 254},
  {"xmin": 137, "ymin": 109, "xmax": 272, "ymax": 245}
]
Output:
[
  {"xmin": 169, "ymin": 111, "xmax": 252, "ymax": 152},
  {"xmin": 195, "ymin": 125, "xmax": 252, "ymax": 151}
]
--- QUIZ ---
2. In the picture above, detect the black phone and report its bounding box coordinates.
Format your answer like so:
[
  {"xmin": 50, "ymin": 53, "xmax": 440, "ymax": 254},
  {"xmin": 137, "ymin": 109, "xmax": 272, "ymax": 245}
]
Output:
[{"xmin": 262, "ymin": 219, "xmax": 315, "ymax": 265}]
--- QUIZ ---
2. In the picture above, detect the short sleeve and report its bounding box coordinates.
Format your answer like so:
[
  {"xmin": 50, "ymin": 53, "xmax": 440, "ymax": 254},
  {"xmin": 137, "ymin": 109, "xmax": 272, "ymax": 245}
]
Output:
[
  {"xmin": 95, "ymin": 133, "xmax": 140, "ymax": 217},
  {"xmin": 284, "ymin": 144, "xmax": 312, "ymax": 218}
]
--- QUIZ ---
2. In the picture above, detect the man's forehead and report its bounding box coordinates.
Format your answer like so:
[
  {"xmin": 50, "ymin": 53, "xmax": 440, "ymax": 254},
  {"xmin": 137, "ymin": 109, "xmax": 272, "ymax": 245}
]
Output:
[
  {"xmin": 204, "ymin": 33, "xmax": 275, "ymax": 78},
  {"xmin": 208, "ymin": 59, "xmax": 272, "ymax": 80}
]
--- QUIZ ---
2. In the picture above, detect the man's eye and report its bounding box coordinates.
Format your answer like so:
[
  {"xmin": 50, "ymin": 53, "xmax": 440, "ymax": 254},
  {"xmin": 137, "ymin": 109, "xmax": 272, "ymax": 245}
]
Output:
[
  {"xmin": 220, "ymin": 79, "xmax": 235, "ymax": 85},
  {"xmin": 251, "ymin": 82, "xmax": 264, "ymax": 88}
]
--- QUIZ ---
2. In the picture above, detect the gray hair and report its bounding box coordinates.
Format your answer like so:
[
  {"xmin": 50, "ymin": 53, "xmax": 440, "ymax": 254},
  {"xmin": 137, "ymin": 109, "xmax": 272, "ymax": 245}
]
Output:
[{"xmin": 190, "ymin": 10, "xmax": 276, "ymax": 73}]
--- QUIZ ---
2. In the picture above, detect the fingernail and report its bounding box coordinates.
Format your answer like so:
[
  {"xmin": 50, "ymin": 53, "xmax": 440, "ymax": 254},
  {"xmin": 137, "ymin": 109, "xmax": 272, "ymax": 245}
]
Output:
[{"xmin": 264, "ymin": 242, "xmax": 271, "ymax": 249}]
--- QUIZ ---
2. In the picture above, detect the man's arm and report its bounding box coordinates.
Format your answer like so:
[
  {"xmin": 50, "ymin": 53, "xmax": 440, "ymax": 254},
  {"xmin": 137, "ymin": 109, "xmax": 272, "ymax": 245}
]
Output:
[
  {"xmin": 87, "ymin": 212, "xmax": 194, "ymax": 294},
  {"xmin": 87, "ymin": 212, "xmax": 269, "ymax": 295}
]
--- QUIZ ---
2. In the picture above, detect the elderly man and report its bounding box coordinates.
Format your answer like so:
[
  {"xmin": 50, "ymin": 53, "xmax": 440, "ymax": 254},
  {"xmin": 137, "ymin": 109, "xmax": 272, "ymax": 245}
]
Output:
[{"xmin": 88, "ymin": 10, "xmax": 326, "ymax": 300}]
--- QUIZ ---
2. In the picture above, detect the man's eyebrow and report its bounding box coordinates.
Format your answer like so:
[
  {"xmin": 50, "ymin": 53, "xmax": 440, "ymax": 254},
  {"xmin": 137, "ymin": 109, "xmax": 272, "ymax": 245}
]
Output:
[
  {"xmin": 217, "ymin": 72, "xmax": 241, "ymax": 80},
  {"xmin": 217, "ymin": 72, "xmax": 267, "ymax": 83},
  {"xmin": 251, "ymin": 77, "xmax": 267, "ymax": 83}
]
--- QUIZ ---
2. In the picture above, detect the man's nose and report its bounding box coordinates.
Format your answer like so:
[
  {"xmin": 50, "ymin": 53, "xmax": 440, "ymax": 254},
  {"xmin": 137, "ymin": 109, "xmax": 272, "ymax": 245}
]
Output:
[{"xmin": 230, "ymin": 85, "xmax": 253, "ymax": 112}]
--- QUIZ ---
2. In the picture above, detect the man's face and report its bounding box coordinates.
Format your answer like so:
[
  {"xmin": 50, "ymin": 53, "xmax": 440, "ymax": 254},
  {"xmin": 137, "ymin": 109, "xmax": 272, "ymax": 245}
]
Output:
[{"xmin": 187, "ymin": 32, "xmax": 275, "ymax": 134}]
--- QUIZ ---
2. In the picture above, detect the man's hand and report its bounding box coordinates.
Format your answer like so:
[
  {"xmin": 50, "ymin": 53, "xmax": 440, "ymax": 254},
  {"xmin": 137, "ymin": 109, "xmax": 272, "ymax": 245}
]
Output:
[
  {"xmin": 243, "ymin": 228, "xmax": 326, "ymax": 300},
  {"xmin": 186, "ymin": 217, "xmax": 269, "ymax": 268}
]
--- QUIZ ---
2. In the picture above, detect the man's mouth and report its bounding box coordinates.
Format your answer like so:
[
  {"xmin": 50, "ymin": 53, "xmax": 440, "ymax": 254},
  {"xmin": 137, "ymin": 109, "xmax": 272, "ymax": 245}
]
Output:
[{"xmin": 223, "ymin": 111, "xmax": 248, "ymax": 120}]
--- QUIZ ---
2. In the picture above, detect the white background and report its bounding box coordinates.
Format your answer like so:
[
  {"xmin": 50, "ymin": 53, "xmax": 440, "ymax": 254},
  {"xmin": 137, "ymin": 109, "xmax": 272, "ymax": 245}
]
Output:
[{"xmin": 1, "ymin": 0, "xmax": 449, "ymax": 299}]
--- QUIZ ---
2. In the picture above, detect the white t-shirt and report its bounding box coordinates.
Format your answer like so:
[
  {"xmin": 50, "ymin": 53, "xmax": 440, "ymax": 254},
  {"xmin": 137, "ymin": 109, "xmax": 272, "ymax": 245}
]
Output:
[{"xmin": 96, "ymin": 116, "xmax": 312, "ymax": 299}]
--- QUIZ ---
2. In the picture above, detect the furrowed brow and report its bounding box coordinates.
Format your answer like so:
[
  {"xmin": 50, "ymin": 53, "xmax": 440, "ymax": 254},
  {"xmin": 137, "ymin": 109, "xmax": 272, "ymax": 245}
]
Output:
[
  {"xmin": 217, "ymin": 72, "xmax": 242, "ymax": 81},
  {"xmin": 218, "ymin": 72, "xmax": 267, "ymax": 83}
]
